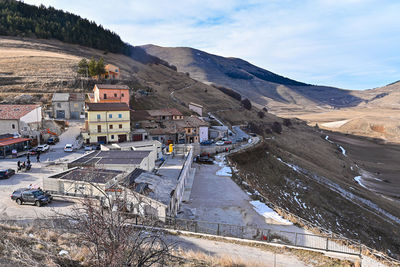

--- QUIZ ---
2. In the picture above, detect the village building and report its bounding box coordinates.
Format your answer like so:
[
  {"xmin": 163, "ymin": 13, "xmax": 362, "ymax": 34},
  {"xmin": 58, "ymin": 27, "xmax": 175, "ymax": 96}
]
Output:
[
  {"xmin": 188, "ymin": 102, "xmax": 203, "ymax": 116},
  {"xmin": 68, "ymin": 150, "xmax": 155, "ymax": 172},
  {"xmin": 51, "ymin": 93, "xmax": 85, "ymax": 120},
  {"xmin": 90, "ymin": 84, "xmax": 130, "ymax": 106},
  {"xmin": 101, "ymin": 64, "xmax": 120, "ymax": 80},
  {"xmin": 82, "ymin": 102, "xmax": 131, "ymax": 144},
  {"xmin": 131, "ymin": 109, "xmax": 209, "ymax": 145},
  {"xmin": 0, "ymin": 133, "xmax": 31, "ymax": 158},
  {"xmin": 105, "ymin": 140, "xmax": 163, "ymax": 160},
  {"xmin": 0, "ymin": 104, "xmax": 42, "ymax": 138},
  {"xmin": 44, "ymin": 167, "xmax": 181, "ymax": 218}
]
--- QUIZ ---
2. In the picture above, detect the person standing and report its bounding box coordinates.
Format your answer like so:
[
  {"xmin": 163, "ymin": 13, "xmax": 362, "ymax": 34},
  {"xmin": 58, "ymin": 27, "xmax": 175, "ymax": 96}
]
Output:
[
  {"xmin": 36, "ymin": 153, "xmax": 40, "ymax": 163},
  {"xmin": 17, "ymin": 160, "xmax": 21, "ymax": 172}
]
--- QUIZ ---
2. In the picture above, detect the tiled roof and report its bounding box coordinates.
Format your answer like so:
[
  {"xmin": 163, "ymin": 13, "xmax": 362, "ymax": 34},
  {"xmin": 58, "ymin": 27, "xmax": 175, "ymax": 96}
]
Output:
[
  {"xmin": 86, "ymin": 102, "xmax": 130, "ymax": 111},
  {"xmin": 0, "ymin": 105, "xmax": 40, "ymax": 120},
  {"xmin": 0, "ymin": 137, "xmax": 30, "ymax": 147},
  {"xmin": 95, "ymin": 84, "xmax": 129, "ymax": 90},
  {"xmin": 69, "ymin": 93, "xmax": 85, "ymax": 101}
]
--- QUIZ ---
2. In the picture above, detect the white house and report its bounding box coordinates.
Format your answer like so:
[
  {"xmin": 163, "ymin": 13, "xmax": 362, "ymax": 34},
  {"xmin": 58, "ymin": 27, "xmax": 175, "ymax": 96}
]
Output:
[{"xmin": 0, "ymin": 104, "xmax": 42, "ymax": 137}]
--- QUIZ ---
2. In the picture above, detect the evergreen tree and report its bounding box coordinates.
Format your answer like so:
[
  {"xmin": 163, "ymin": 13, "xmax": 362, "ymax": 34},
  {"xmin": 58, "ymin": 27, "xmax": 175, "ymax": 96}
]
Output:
[
  {"xmin": 96, "ymin": 57, "xmax": 106, "ymax": 76},
  {"xmin": 88, "ymin": 57, "xmax": 97, "ymax": 77},
  {"xmin": 77, "ymin": 58, "xmax": 88, "ymax": 75}
]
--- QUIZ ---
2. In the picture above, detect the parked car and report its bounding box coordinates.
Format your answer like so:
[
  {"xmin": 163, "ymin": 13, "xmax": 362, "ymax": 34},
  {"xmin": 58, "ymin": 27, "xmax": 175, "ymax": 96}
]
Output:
[
  {"xmin": 224, "ymin": 140, "xmax": 232, "ymax": 145},
  {"xmin": 64, "ymin": 144, "xmax": 74, "ymax": 152},
  {"xmin": 84, "ymin": 145, "xmax": 93, "ymax": 151},
  {"xmin": 200, "ymin": 140, "xmax": 213, "ymax": 146},
  {"xmin": 215, "ymin": 140, "xmax": 225, "ymax": 146},
  {"xmin": 0, "ymin": 169, "xmax": 15, "ymax": 179},
  {"xmin": 94, "ymin": 144, "xmax": 101, "ymax": 150},
  {"xmin": 195, "ymin": 155, "xmax": 214, "ymax": 164},
  {"xmin": 47, "ymin": 137, "xmax": 59, "ymax": 145},
  {"xmin": 249, "ymin": 133, "xmax": 257, "ymax": 137},
  {"xmin": 37, "ymin": 144, "xmax": 50, "ymax": 152},
  {"xmin": 11, "ymin": 188, "xmax": 52, "ymax": 207}
]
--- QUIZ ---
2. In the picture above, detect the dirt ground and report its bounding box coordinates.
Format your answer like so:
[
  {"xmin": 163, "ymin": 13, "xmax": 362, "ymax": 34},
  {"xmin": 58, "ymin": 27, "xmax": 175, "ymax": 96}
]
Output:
[{"xmin": 328, "ymin": 131, "xmax": 400, "ymax": 200}]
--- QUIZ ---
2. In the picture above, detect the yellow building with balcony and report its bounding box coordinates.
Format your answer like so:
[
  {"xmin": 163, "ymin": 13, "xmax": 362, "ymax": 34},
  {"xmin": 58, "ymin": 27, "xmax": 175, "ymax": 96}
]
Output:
[{"xmin": 82, "ymin": 102, "xmax": 131, "ymax": 144}]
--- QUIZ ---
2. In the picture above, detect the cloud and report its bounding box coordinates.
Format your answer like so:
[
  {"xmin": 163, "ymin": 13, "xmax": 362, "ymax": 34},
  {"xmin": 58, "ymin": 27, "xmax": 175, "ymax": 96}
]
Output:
[{"xmin": 23, "ymin": 0, "xmax": 400, "ymax": 89}]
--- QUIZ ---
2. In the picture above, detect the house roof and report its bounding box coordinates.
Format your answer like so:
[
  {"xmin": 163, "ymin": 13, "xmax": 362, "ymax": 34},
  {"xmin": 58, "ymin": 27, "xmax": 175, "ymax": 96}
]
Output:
[
  {"xmin": 70, "ymin": 150, "xmax": 151, "ymax": 166},
  {"xmin": 86, "ymin": 102, "xmax": 130, "ymax": 111},
  {"xmin": 0, "ymin": 105, "xmax": 40, "ymax": 120},
  {"xmin": 48, "ymin": 168, "xmax": 123, "ymax": 184},
  {"xmin": 52, "ymin": 93, "xmax": 69, "ymax": 102},
  {"xmin": 95, "ymin": 84, "xmax": 129, "ymax": 90},
  {"xmin": 69, "ymin": 93, "xmax": 85, "ymax": 101},
  {"xmin": 0, "ymin": 137, "xmax": 30, "ymax": 147},
  {"xmin": 52, "ymin": 93, "xmax": 85, "ymax": 102}
]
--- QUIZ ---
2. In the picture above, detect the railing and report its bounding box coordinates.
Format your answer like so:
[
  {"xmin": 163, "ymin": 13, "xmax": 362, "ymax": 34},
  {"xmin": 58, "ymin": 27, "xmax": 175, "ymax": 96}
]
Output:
[{"xmin": 132, "ymin": 215, "xmax": 362, "ymax": 256}]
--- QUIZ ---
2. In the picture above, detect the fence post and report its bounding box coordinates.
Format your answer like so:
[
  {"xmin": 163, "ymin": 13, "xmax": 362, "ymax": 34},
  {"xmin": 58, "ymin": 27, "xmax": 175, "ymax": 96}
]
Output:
[
  {"xmin": 217, "ymin": 223, "xmax": 220, "ymax": 235},
  {"xmin": 295, "ymin": 233, "xmax": 298, "ymax": 246},
  {"xmin": 135, "ymin": 216, "xmax": 138, "ymax": 225},
  {"xmin": 326, "ymin": 237, "xmax": 329, "ymax": 251}
]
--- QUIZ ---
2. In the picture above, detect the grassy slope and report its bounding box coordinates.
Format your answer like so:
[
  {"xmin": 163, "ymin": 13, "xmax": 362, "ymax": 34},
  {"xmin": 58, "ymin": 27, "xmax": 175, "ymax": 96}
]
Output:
[{"xmin": 229, "ymin": 123, "xmax": 400, "ymax": 258}]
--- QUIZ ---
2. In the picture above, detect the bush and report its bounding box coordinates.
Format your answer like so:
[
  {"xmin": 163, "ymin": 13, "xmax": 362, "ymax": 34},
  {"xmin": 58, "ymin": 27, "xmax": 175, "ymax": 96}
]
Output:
[
  {"xmin": 263, "ymin": 107, "xmax": 268, "ymax": 112},
  {"xmin": 241, "ymin": 98, "xmax": 252, "ymax": 110},
  {"xmin": 283, "ymin": 118, "xmax": 292, "ymax": 127},
  {"xmin": 271, "ymin": 122, "xmax": 282, "ymax": 134},
  {"xmin": 212, "ymin": 85, "xmax": 242, "ymax": 101},
  {"xmin": 257, "ymin": 111, "xmax": 265, "ymax": 119}
]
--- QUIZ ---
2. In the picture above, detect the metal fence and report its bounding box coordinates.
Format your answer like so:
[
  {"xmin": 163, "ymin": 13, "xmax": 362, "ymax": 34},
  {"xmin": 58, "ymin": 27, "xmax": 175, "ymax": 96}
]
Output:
[{"xmin": 133, "ymin": 215, "xmax": 362, "ymax": 256}]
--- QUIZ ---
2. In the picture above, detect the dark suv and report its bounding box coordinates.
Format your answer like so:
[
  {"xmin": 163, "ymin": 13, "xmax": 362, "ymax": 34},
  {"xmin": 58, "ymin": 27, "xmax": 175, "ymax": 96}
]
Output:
[{"xmin": 11, "ymin": 188, "xmax": 52, "ymax": 207}]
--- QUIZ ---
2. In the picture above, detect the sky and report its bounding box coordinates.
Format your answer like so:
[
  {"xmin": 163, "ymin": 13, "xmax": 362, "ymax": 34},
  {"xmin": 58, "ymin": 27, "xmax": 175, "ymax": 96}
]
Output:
[{"xmin": 24, "ymin": 0, "xmax": 400, "ymax": 90}]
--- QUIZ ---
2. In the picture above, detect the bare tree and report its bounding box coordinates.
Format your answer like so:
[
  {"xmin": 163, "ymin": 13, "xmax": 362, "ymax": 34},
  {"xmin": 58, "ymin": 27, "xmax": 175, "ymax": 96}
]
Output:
[{"xmin": 60, "ymin": 181, "xmax": 174, "ymax": 267}]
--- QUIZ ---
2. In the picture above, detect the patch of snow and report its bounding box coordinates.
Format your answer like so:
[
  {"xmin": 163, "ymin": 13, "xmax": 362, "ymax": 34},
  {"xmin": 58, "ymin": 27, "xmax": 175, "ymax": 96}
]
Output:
[
  {"xmin": 354, "ymin": 176, "xmax": 368, "ymax": 189},
  {"xmin": 250, "ymin": 200, "xmax": 293, "ymax": 225},
  {"xmin": 242, "ymin": 181, "xmax": 249, "ymax": 186},
  {"xmin": 276, "ymin": 158, "xmax": 302, "ymax": 173},
  {"xmin": 350, "ymin": 166, "xmax": 354, "ymax": 171},
  {"xmin": 246, "ymin": 191, "xmax": 252, "ymax": 195},
  {"xmin": 216, "ymin": 166, "xmax": 232, "ymax": 177},
  {"xmin": 325, "ymin": 135, "xmax": 334, "ymax": 143},
  {"xmin": 339, "ymin": 145, "xmax": 347, "ymax": 156},
  {"xmin": 59, "ymin": 250, "xmax": 69, "ymax": 256},
  {"xmin": 321, "ymin": 119, "xmax": 350, "ymax": 128}
]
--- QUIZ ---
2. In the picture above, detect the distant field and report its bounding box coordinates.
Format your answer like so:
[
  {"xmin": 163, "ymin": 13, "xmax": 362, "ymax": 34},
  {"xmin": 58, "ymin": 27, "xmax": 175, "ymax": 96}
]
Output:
[{"xmin": 278, "ymin": 107, "xmax": 400, "ymax": 143}]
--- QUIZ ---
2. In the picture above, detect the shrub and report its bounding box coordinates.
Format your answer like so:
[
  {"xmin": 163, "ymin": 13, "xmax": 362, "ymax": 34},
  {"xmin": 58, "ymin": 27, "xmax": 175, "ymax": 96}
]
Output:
[
  {"xmin": 257, "ymin": 111, "xmax": 265, "ymax": 119},
  {"xmin": 241, "ymin": 98, "xmax": 252, "ymax": 110},
  {"xmin": 283, "ymin": 118, "xmax": 292, "ymax": 127},
  {"xmin": 271, "ymin": 122, "xmax": 282, "ymax": 134},
  {"xmin": 263, "ymin": 107, "xmax": 268, "ymax": 112},
  {"xmin": 212, "ymin": 85, "xmax": 242, "ymax": 101}
]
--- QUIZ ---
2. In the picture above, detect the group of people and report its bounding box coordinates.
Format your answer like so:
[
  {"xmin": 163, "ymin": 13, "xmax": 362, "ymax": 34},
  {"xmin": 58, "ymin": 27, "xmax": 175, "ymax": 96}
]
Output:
[{"xmin": 17, "ymin": 153, "xmax": 33, "ymax": 171}]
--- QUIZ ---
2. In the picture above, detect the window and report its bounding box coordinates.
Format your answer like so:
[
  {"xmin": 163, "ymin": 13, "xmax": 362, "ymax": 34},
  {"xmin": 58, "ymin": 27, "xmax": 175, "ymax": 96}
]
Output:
[
  {"xmin": 97, "ymin": 125, "xmax": 101, "ymax": 133},
  {"xmin": 121, "ymin": 93, "xmax": 124, "ymax": 97},
  {"xmin": 119, "ymin": 124, "xmax": 122, "ymax": 129},
  {"xmin": 109, "ymin": 114, "xmax": 112, "ymax": 119},
  {"xmin": 114, "ymin": 93, "xmax": 117, "ymax": 97},
  {"xmin": 97, "ymin": 114, "xmax": 101, "ymax": 120},
  {"xmin": 187, "ymin": 128, "xmax": 191, "ymax": 133},
  {"xmin": 118, "ymin": 114, "xmax": 122, "ymax": 118},
  {"xmin": 103, "ymin": 93, "xmax": 107, "ymax": 99},
  {"xmin": 57, "ymin": 103, "xmax": 61, "ymax": 108},
  {"xmin": 12, "ymin": 124, "xmax": 15, "ymax": 129},
  {"xmin": 111, "ymin": 135, "xmax": 114, "ymax": 139},
  {"xmin": 109, "ymin": 125, "xmax": 113, "ymax": 129}
]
